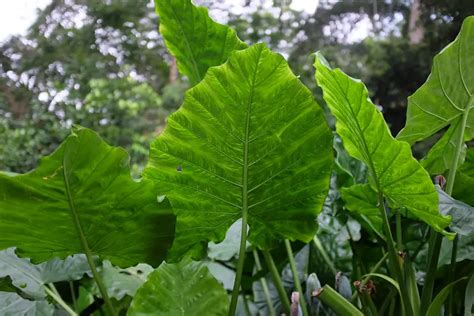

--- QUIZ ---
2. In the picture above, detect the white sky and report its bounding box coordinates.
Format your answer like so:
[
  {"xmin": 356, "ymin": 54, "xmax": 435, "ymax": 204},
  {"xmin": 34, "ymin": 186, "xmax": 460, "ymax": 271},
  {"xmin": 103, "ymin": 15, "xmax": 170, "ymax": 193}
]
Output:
[
  {"xmin": 0, "ymin": 0, "xmax": 51, "ymax": 41},
  {"xmin": 0, "ymin": 0, "xmax": 372, "ymax": 45},
  {"xmin": 0, "ymin": 0, "xmax": 321, "ymax": 42}
]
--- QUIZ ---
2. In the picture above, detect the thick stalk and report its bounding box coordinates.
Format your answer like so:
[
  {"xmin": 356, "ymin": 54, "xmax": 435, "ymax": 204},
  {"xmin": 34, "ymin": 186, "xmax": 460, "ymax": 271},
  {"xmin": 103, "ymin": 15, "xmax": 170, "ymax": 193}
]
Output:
[
  {"xmin": 229, "ymin": 211, "xmax": 248, "ymax": 316},
  {"xmin": 284, "ymin": 240, "xmax": 309, "ymax": 316},
  {"xmin": 396, "ymin": 209, "xmax": 403, "ymax": 250},
  {"xmin": 313, "ymin": 235, "xmax": 337, "ymax": 276},
  {"xmin": 63, "ymin": 163, "xmax": 115, "ymax": 316},
  {"xmin": 315, "ymin": 285, "xmax": 363, "ymax": 316},
  {"xmin": 446, "ymin": 235, "xmax": 459, "ymax": 316},
  {"xmin": 69, "ymin": 281, "xmax": 78, "ymax": 312},
  {"xmin": 45, "ymin": 285, "xmax": 77, "ymax": 316},
  {"xmin": 253, "ymin": 249, "xmax": 276, "ymax": 315},
  {"xmin": 420, "ymin": 230, "xmax": 442, "ymax": 315},
  {"xmin": 421, "ymin": 108, "xmax": 469, "ymax": 314},
  {"xmin": 446, "ymin": 108, "xmax": 470, "ymax": 315},
  {"xmin": 229, "ymin": 66, "xmax": 254, "ymax": 315},
  {"xmin": 377, "ymin": 193, "xmax": 413, "ymax": 316},
  {"xmin": 262, "ymin": 249, "xmax": 291, "ymax": 314}
]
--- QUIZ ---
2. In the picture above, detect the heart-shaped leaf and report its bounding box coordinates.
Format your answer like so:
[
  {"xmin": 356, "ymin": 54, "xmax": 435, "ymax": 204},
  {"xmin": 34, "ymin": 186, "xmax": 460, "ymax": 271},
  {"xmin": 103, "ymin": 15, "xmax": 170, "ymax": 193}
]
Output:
[
  {"xmin": 155, "ymin": 0, "xmax": 247, "ymax": 85},
  {"xmin": 314, "ymin": 53, "xmax": 452, "ymax": 238},
  {"xmin": 144, "ymin": 43, "xmax": 333, "ymax": 260},
  {"xmin": 397, "ymin": 16, "xmax": 474, "ymax": 174},
  {"xmin": 128, "ymin": 260, "xmax": 229, "ymax": 315},
  {"xmin": 0, "ymin": 127, "xmax": 176, "ymax": 267}
]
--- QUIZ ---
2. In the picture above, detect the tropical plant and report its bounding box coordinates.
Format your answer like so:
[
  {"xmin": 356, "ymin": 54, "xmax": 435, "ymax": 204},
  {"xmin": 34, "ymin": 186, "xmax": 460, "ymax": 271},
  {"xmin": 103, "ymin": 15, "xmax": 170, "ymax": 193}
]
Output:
[{"xmin": 0, "ymin": 1, "xmax": 472, "ymax": 315}]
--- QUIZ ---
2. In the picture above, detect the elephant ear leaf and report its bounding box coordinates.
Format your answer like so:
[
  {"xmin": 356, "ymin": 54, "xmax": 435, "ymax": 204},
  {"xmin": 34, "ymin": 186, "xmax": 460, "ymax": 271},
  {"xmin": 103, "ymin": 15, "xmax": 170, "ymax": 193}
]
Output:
[
  {"xmin": 453, "ymin": 148, "xmax": 474, "ymax": 205},
  {"xmin": 0, "ymin": 126, "xmax": 176, "ymax": 267},
  {"xmin": 128, "ymin": 260, "xmax": 229, "ymax": 315},
  {"xmin": 314, "ymin": 53, "xmax": 453, "ymax": 238},
  {"xmin": 145, "ymin": 43, "xmax": 333, "ymax": 260},
  {"xmin": 397, "ymin": 16, "xmax": 474, "ymax": 174},
  {"xmin": 155, "ymin": 0, "xmax": 247, "ymax": 85}
]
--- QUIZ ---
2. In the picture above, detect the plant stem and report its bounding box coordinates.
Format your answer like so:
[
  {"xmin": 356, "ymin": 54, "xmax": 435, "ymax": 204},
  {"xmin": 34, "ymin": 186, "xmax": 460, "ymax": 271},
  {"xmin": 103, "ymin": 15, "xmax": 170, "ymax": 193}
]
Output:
[
  {"xmin": 313, "ymin": 235, "xmax": 337, "ymax": 276},
  {"xmin": 229, "ymin": 212, "xmax": 249, "ymax": 316},
  {"xmin": 420, "ymin": 230, "xmax": 442, "ymax": 315},
  {"xmin": 421, "ymin": 106, "xmax": 469, "ymax": 315},
  {"xmin": 69, "ymin": 281, "xmax": 78, "ymax": 312},
  {"xmin": 62, "ymin": 161, "xmax": 115, "ymax": 316},
  {"xmin": 284, "ymin": 240, "xmax": 309, "ymax": 316},
  {"xmin": 262, "ymin": 249, "xmax": 291, "ymax": 314},
  {"xmin": 352, "ymin": 251, "xmax": 389, "ymax": 301},
  {"xmin": 45, "ymin": 285, "xmax": 77, "ymax": 316},
  {"xmin": 315, "ymin": 285, "xmax": 363, "ymax": 316},
  {"xmin": 396, "ymin": 209, "xmax": 403, "ymax": 250},
  {"xmin": 377, "ymin": 193, "xmax": 413, "ymax": 316},
  {"xmin": 446, "ymin": 235, "xmax": 459, "ymax": 316},
  {"xmin": 253, "ymin": 249, "xmax": 276, "ymax": 316},
  {"xmin": 446, "ymin": 107, "xmax": 470, "ymax": 316}
]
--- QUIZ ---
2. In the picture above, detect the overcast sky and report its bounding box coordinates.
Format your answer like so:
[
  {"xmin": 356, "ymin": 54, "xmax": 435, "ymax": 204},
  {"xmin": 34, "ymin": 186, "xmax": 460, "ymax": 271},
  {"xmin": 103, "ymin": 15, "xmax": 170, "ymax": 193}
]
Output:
[{"xmin": 0, "ymin": 0, "xmax": 319, "ymax": 42}]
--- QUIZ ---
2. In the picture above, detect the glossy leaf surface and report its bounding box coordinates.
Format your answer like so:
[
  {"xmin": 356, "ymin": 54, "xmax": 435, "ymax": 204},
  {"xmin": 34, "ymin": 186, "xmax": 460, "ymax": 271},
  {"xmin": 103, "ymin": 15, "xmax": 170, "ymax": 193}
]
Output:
[
  {"xmin": 128, "ymin": 260, "xmax": 228, "ymax": 315},
  {"xmin": 397, "ymin": 16, "xmax": 474, "ymax": 174},
  {"xmin": 0, "ymin": 127, "xmax": 176, "ymax": 267},
  {"xmin": 145, "ymin": 44, "xmax": 333, "ymax": 259},
  {"xmin": 314, "ymin": 53, "xmax": 452, "ymax": 237},
  {"xmin": 155, "ymin": 0, "xmax": 247, "ymax": 85}
]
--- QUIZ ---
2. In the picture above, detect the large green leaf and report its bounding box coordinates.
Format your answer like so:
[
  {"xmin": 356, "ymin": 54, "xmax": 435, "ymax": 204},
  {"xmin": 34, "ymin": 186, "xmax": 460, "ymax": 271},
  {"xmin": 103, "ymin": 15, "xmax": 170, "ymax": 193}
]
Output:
[
  {"xmin": 0, "ymin": 127, "xmax": 175, "ymax": 267},
  {"xmin": 397, "ymin": 16, "xmax": 474, "ymax": 174},
  {"xmin": 453, "ymin": 147, "xmax": 474, "ymax": 205},
  {"xmin": 145, "ymin": 43, "xmax": 333, "ymax": 260},
  {"xmin": 155, "ymin": 0, "xmax": 247, "ymax": 86},
  {"xmin": 340, "ymin": 184, "xmax": 384, "ymax": 239},
  {"xmin": 128, "ymin": 260, "xmax": 229, "ymax": 315},
  {"xmin": 314, "ymin": 53, "xmax": 452, "ymax": 238},
  {"xmin": 0, "ymin": 292, "xmax": 53, "ymax": 315},
  {"xmin": 0, "ymin": 248, "xmax": 90, "ymax": 299}
]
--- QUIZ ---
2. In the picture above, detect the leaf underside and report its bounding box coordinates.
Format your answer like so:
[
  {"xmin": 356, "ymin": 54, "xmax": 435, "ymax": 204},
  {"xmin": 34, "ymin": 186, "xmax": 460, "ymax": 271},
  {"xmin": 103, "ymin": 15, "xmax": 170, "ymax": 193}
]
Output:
[
  {"xmin": 0, "ymin": 248, "xmax": 90, "ymax": 299},
  {"xmin": 0, "ymin": 127, "xmax": 176, "ymax": 267},
  {"xmin": 145, "ymin": 43, "xmax": 333, "ymax": 260},
  {"xmin": 397, "ymin": 16, "xmax": 474, "ymax": 174},
  {"xmin": 314, "ymin": 53, "xmax": 452, "ymax": 238}
]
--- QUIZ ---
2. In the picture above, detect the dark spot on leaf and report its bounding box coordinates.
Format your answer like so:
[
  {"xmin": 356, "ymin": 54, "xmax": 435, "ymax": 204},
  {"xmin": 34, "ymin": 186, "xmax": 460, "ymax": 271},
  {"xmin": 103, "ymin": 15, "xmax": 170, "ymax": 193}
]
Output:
[
  {"xmin": 136, "ymin": 269, "xmax": 143, "ymax": 274},
  {"xmin": 176, "ymin": 165, "xmax": 182, "ymax": 172}
]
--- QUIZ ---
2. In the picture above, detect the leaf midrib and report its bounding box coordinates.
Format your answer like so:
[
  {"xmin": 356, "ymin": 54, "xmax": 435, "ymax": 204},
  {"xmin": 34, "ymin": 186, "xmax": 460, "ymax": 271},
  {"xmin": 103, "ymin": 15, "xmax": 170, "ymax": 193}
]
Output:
[
  {"xmin": 242, "ymin": 46, "xmax": 263, "ymax": 219},
  {"xmin": 331, "ymin": 69, "xmax": 383, "ymax": 192}
]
